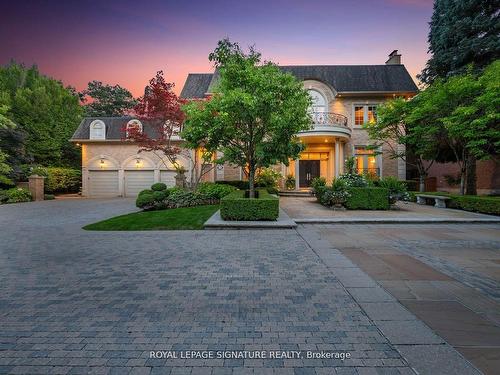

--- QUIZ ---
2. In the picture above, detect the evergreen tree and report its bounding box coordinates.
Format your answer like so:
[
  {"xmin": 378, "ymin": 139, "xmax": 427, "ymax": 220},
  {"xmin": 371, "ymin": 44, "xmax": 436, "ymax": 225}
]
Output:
[
  {"xmin": 419, "ymin": 0, "xmax": 500, "ymax": 84},
  {"xmin": 81, "ymin": 81, "xmax": 136, "ymax": 117}
]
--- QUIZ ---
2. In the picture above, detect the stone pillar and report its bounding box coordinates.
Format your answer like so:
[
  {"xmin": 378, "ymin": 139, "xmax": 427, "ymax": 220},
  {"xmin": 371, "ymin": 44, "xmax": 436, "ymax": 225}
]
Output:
[
  {"xmin": 28, "ymin": 175, "xmax": 45, "ymax": 201},
  {"xmin": 334, "ymin": 141, "xmax": 340, "ymax": 178},
  {"xmin": 294, "ymin": 158, "xmax": 300, "ymax": 190}
]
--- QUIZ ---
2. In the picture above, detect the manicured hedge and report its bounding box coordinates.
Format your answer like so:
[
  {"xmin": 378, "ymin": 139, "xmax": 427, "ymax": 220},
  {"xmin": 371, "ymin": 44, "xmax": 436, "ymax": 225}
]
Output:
[
  {"xmin": 454, "ymin": 195, "xmax": 500, "ymax": 215},
  {"xmin": 220, "ymin": 189, "xmax": 279, "ymax": 221},
  {"xmin": 345, "ymin": 187, "xmax": 389, "ymax": 210}
]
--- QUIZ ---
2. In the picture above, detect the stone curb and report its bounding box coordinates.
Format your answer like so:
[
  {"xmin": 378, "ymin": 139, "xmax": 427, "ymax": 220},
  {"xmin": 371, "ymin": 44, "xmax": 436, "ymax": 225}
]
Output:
[
  {"xmin": 294, "ymin": 218, "xmax": 500, "ymax": 224},
  {"xmin": 204, "ymin": 209, "xmax": 297, "ymax": 229}
]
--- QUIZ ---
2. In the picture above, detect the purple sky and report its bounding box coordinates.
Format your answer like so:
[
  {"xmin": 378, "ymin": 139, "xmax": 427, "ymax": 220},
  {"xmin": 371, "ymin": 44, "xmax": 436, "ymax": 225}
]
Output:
[{"xmin": 0, "ymin": 0, "xmax": 433, "ymax": 96}]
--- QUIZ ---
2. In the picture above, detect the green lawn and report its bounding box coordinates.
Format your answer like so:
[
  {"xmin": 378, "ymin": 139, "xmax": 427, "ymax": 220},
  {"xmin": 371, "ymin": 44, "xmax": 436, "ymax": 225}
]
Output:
[{"xmin": 83, "ymin": 205, "xmax": 219, "ymax": 231}]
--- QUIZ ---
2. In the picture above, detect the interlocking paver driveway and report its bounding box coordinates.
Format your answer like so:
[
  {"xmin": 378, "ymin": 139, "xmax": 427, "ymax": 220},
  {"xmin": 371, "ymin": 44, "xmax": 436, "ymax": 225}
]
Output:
[{"xmin": 0, "ymin": 199, "xmax": 477, "ymax": 374}]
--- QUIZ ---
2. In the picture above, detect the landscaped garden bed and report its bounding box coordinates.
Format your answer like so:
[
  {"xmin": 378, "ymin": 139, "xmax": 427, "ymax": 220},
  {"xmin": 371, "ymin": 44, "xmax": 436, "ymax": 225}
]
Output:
[
  {"xmin": 311, "ymin": 160, "xmax": 408, "ymax": 211},
  {"xmin": 220, "ymin": 189, "xmax": 279, "ymax": 221}
]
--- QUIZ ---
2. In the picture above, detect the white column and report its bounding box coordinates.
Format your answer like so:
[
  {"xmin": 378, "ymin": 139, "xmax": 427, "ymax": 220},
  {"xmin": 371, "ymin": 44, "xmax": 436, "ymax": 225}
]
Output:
[
  {"xmin": 154, "ymin": 169, "xmax": 160, "ymax": 183},
  {"xmin": 118, "ymin": 169, "xmax": 124, "ymax": 197},
  {"xmin": 295, "ymin": 158, "xmax": 300, "ymax": 190},
  {"xmin": 339, "ymin": 142, "xmax": 344, "ymax": 175},
  {"xmin": 328, "ymin": 149, "xmax": 334, "ymax": 181},
  {"xmin": 334, "ymin": 141, "xmax": 340, "ymax": 178}
]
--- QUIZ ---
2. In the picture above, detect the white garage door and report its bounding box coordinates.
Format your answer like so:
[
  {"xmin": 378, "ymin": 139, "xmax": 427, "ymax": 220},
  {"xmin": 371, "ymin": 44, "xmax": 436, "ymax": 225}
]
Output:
[
  {"xmin": 160, "ymin": 170, "xmax": 176, "ymax": 187},
  {"xmin": 88, "ymin": 171, "xmax": 119, "ymax": 198},
  {"xmin": 124, "ymin": 170, "xmax": 155, "ymax": 197}
]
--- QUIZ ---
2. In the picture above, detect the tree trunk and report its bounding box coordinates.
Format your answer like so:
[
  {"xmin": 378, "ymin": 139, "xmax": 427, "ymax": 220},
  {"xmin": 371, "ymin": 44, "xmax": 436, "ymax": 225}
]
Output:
[
  {"xmin": 466, "ymin": 155, "xmax": 477, "ymax": 195},
  {"xmin": 248, "ymin": 166, "xmax": 255, "ymax": 198},
  {"xmin": 419, "ymin": 175, "xmax": 425, "ymax": 192}
]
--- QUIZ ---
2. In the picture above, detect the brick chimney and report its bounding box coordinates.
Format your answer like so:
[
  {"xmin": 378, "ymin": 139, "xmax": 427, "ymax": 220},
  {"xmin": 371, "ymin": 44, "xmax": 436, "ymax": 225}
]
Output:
[{"xmin": 385, "ymin": 50, "xmax": 401, "ymax": 65}]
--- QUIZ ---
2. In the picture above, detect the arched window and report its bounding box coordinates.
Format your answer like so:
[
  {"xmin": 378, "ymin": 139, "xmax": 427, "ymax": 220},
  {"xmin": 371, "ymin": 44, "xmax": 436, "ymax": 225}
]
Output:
[
  {"xmin": 126, "ymin": 119, "xmax": 143, "ymax": 136},
  {"xmin": 89, "ymin": 120, "xmax": 106, "ymax": 140},
  {"xmin": 308, "ymin": 89, "xmax": 327, "ymax": 113}
]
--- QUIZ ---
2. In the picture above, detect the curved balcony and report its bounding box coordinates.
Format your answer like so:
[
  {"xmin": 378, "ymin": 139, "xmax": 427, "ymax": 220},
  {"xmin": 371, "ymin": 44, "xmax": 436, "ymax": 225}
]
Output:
[{"xmin": 298, "ymin": 111, "xmax": 351, "ymax": 140}]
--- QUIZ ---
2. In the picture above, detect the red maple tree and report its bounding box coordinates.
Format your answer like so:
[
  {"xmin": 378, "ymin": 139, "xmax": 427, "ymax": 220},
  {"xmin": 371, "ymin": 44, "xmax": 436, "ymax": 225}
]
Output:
[{"xmin": 123, "ymin": 71, "xmax": 186, "ymax": 171}]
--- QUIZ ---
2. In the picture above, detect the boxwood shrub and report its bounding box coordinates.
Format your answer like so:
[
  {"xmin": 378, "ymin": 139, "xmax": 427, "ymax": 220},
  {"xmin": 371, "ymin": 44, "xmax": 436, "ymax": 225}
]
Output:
[
  {"xmin": 454, "ymin": 195, "xmax": 500, "ymax": 215},
  {"xmin": 345, "ymin": 187, "xmax": 389, "ymax": 210},
  {"xmin": 220, "ymin": 189, "xmax": 279, "ymax": 221}
]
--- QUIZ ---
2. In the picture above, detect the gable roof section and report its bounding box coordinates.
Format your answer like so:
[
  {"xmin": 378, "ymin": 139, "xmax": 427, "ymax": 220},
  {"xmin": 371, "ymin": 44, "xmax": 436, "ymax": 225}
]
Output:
[
  {"xmin": 182, "ymin": 64, "xmax": 418, "ymax": 98},
  {"xmin": 71, "ymin": 116, "xmax": 163, "ymax": 141},
  {"xmin": 180, "ymin": 73, "xmax": 213, "ymax": 99}
]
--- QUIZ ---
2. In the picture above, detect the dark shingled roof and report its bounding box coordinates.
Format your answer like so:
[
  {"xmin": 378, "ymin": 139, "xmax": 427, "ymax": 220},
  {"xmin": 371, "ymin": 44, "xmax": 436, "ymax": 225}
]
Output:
[
  {"xmin": 180, "ymin": 73, "xmax": 213, "ymax": 99},
  {"xmin": 71, "ymin": 116, "xmax": 163, "ymax": 141},
  {"xmin": 279, "ymin": 65, "xmax": 418, "ymax": 93},
  {"xmin": 184, "ymin": 64, "xmax": 418, "ymax": 97}
]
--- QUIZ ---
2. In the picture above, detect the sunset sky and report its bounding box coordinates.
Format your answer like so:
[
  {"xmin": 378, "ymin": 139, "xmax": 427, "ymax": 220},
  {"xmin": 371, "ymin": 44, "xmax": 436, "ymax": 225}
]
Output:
[{"xmin": 0, "ymin": 0, "xmax": 434, "ymax": 96}]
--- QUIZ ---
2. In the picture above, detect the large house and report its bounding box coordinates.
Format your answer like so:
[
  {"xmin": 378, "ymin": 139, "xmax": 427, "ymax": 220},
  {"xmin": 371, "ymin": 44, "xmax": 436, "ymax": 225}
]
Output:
[{"xmin": 71, "ymin": 50, "xmax": 418, "ymax": 197}]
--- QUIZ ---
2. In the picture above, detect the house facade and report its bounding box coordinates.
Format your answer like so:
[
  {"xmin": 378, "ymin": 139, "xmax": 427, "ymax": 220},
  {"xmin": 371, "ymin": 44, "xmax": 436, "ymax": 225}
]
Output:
[
  {"xmin": 71, "ymin": 50, "xmax": 418, "ymax": 197},
  {"xmin": 180, "ymin": 50, "xmax": 417, "ymax": 189}
]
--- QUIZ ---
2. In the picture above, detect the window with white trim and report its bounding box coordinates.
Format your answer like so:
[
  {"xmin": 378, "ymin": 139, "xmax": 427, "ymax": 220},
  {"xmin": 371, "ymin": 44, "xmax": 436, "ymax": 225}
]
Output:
[
  {"xmin": 89, "ymin": 120, "xmax": 105, "ymax": 140},
  {"xmin": 353, "ymin": 105, "xmax": 378, "ymax": 126}
]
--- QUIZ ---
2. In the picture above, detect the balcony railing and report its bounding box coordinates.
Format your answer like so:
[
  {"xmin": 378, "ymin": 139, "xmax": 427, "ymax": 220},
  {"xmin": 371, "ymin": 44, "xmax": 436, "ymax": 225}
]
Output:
[{"xmin": 310, "ymin": 111, "xmax": 348, "ymax": 127}]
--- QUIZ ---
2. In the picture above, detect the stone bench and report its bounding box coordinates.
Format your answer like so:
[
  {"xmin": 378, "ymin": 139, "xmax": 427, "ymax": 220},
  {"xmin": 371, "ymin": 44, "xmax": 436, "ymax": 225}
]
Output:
[{"xmin": 416, "ymin": 194, "xmax": 451, "ymax": 208}]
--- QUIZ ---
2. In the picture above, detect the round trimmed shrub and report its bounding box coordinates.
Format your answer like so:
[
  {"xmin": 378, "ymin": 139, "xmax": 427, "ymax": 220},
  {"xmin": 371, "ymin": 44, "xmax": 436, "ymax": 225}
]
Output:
[
  {"xmin": 152, "ymin": 190, "xmax": 167, "ymax": 201},
  {"xmin": 138, "ymin": 189, "xmax": 153, "ymax": 197},
  {"xmin": 136, "ymin": 192, "xmax": 155, "ymax": 209},
  {"xmin": 151, "ymin": 182, "xmax": 167, "ymax": 191}
]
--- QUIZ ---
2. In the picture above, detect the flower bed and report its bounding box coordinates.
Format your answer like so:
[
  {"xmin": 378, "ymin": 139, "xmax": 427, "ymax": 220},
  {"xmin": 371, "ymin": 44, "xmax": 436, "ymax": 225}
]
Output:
[{"xmin": 220, "ymin": 189, "xmax": 279, "ymax": 221}]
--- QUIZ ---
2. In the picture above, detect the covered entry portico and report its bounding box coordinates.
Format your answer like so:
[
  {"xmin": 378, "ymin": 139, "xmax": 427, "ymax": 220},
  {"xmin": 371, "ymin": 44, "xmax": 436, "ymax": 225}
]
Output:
[{"xmin": 286, "ymin": 135, "xmax": 348, "ymax": 189}]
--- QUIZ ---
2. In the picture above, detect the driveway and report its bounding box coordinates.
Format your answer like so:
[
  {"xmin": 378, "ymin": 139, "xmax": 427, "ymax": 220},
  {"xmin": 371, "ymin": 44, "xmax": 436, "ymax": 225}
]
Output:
[{"xmin": 0, "ymin": 199, "xmax": 483, "ymax": 374}]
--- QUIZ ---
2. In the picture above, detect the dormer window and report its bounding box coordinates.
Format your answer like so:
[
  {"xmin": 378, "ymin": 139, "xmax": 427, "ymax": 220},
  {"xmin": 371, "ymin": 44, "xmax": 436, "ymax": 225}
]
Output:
[
  {"xmin": 126, "ymin": 119, "xmax": 143, "ymax": 137},
  {"xmin": 89, "ymin": 120, "xmax": 105, "ymax": 140}
]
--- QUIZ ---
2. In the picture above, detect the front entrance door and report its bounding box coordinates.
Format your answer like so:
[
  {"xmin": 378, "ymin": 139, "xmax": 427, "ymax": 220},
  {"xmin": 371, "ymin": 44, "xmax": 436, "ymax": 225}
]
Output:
[{"xmin": 299, "ymin": 160, "xmax": 320, "ymax": 188}]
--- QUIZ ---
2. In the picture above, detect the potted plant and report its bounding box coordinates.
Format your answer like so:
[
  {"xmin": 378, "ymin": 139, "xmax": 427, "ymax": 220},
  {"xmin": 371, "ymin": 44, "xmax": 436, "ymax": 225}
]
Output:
[{"xmin": 285, "ymin": 174, "xmax": 296, "ymax": 190}]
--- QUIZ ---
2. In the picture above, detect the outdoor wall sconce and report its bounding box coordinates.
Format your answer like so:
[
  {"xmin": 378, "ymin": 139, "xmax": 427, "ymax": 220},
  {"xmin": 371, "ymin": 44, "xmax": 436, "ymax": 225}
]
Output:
[
  {"xmin": 99, "ymin": 158, "xmax": 105, "ymax": 168},
  {"xmin": 135, "ymin": 158, "xmax": 141, "ymax": 168}
]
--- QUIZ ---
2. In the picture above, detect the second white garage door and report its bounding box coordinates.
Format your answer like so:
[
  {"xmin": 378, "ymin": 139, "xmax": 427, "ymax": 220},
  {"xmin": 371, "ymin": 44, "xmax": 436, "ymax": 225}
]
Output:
[
  {"xmin": 88, "ymin": 170, "xmax": 120, "ymax": 198},
  {"xmin": 124, "ymin": 170, "xmax": 155, "ymax": 197}
]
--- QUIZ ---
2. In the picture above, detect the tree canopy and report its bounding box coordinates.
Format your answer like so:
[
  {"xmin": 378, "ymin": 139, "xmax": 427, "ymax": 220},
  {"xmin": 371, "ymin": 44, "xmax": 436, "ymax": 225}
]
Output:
[
  {"xmin": 369, "ymin": 61, "xmax": 500, "ymax": 194},
  {"xmin": 81, "ymin": 80, "xmax": 136, "ymax": 117},
  {"xmin": 419, "ymin": 0, "xmax": 499, "ymax": 84},
  {"xmin": 0, "ymin": 62, "xmax": 83, "ymax": 170},
  {"xmin": 182, "ymin": 39, "xmax": 311, "ymax": 196}
]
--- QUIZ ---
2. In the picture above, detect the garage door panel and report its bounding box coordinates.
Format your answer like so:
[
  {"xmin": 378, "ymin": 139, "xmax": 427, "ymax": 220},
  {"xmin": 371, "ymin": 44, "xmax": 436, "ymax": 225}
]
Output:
[
  {"xmin": 88, "ymin": 171, "xmax": 119, "ymax": 198},
  {"xmin": 160, "ymin": 170, "xmax": 176, "ymax": 187},
  {"xmin": 124, "ymin": 171, "xmax": 155, "ymax": 197}
]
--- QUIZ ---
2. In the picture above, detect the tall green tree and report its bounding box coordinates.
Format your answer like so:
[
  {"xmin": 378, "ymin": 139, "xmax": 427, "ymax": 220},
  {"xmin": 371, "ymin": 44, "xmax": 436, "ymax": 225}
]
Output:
[
  {"xmin": 0, "ymin": 93, "xmax": 16, "ymax": 185},
  {"xmin": 0, "ymin": 62, "xmax": 83, "ymax": 167},
  {"xmin": 365, "ymin": 97, "xmax": 443, "ymax": 192},
  {"xmin": 419, "ymin": 0, "xmax": 499, "ymax": 84},
  {"xmin": 81, "ymin": 81, "xmax": 136, "ymax": 117},
  {"xmin": 182, "ymin": 39, "xmax": 311, "ymax": 197}
]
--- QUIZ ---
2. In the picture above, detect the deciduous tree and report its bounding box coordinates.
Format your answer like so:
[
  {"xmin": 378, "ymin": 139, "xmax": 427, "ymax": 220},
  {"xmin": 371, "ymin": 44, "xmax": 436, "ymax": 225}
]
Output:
[{"xmin": 182, "ymin": 39, "xmax": 311, "ymax": 197}]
